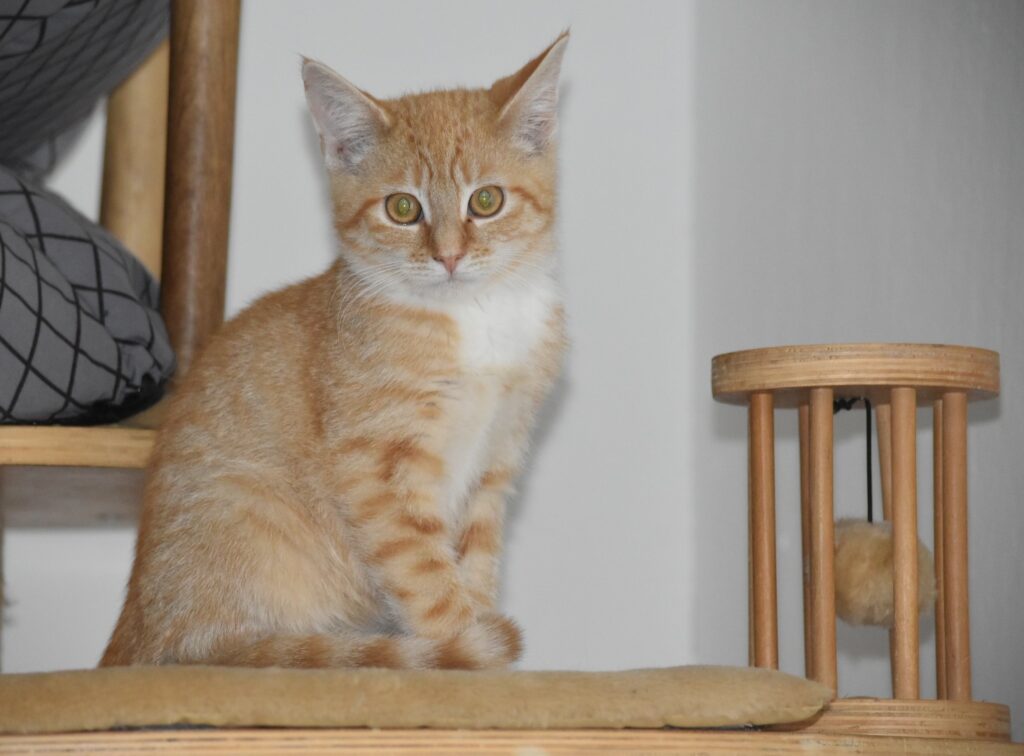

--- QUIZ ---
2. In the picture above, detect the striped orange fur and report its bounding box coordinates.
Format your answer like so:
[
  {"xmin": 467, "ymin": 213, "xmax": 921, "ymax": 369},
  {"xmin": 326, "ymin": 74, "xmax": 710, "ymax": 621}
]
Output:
[{"xmin": 100, "ymin": 33, "xmax": 569, "ymax": 670}]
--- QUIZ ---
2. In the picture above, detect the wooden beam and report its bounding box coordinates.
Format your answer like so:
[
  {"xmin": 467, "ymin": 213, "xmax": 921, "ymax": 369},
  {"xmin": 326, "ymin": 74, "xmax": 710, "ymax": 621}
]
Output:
[
  {"xmin": 100, "ymin": 40, "xmax": 170, "ymax": 279},
  {"xmin": 890, "ymin": 387, "xmax": 920, "ymax": 699},
  {"xmin": 808, "ymin": 388, "xmax": 837, "ymax": 693},
  {"xmin": 749, "ymin": 392, "xmax": 778, "ymax": 669},
  {"xmin": 161, "ymin": 0, "xmax": 241, "ymax": 375},
  {"xmin": 941, "ymin": 391, "xmax": 971, "ymax": 701}
]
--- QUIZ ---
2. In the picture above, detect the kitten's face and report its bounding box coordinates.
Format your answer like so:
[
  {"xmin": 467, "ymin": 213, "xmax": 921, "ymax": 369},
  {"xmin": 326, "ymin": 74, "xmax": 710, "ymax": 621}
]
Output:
[{"xmin": 303, "ymin": 34, "xmax": 567, "ymax": 304}]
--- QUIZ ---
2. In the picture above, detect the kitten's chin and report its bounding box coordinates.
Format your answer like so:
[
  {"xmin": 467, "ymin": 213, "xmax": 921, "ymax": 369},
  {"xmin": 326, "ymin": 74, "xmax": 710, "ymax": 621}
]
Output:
[{"xmin": 408, "ymin": 273, "xmax": 489, "ymax": 303}]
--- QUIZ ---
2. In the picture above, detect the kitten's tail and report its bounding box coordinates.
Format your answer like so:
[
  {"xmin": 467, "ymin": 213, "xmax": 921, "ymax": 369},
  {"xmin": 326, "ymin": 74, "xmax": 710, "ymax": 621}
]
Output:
[{"xmin": 187, "ymin": 614, "xmax": 522, "ymax": 670}]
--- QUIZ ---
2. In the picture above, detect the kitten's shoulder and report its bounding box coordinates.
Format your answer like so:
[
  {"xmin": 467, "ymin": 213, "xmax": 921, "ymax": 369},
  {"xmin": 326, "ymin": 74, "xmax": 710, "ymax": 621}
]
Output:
[
  {"xmin": 171, "ymin": 263, "xmax": 340, "ymax": 395},
  {"xmin": 228, "ymin": 263, "xmax": 339, "ymax": 335}
]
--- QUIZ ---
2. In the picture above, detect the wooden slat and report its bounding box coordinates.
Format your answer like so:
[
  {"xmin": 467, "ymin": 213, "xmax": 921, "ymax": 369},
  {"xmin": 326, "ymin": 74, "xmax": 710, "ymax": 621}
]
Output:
[
  {"xmin": 875, "ymin": 402, "xmax": 893, "ymax": 520},
  {"xmin": 933, "ymin": 399, "xmax": 947, "ymax": 699},
  {"xmin": 0, "ymin": 727, "xmax": 1020, "ymax": 755},
  {"xmin": 0, "ymin": 466, "xmax": 143, "ymax": 527},
  {"xmin": 100, "ymin": 39, "xmax": 170, "ymax": 279},
  {"xmin": 0, "ymin": 427, "xmax": 155, "ymax": 468},
  {"xmin": 890, "ymin": 387, "xmax": 920, "ymax": 699},
  {"xmin": 875, "ymin": 401, "xmax": 899, "ymax": 695},
  {"xmin": 0, "ymin": 501, "xmax": 4, "ymax": 671},
  {"xmin": 748, "ymin": 392, "xmax": 778, "ymax": 669},
  {"xmin": 808, "ymin": 387, "xmax": 837, "ymax": 693},
  {"xmin": 162, "ymin": 0, "xmax": 241, "ymax": 375},
  {"xmin": 942, "ymin": 391, "xmax": 971, "ymax": 701},
  {"xmin": 798, "ymin": 402, "xmax": 814, "ymax": 680}
]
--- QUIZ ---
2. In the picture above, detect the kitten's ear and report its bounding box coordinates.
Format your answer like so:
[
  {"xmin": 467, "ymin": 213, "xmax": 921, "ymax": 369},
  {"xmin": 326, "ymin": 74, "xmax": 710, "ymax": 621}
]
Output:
[
  {"xmin": 302, "ymin": 58, "xmax": 391, "ymax": 172},
  {"xmin": 490, "ymin": 32, "xmax": 569, "ymax": 155}
]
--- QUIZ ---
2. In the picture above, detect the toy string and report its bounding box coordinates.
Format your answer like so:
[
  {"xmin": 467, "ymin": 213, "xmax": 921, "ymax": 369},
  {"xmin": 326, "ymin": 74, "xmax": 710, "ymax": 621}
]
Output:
[{"xmin": 833, "ymin": 397, "xmax": 874, "ymax": 523}]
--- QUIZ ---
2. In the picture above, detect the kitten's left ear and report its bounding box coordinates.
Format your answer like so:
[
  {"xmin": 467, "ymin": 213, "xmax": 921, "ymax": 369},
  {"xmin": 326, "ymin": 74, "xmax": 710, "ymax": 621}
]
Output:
[
  {"xmin": 490, "ymin": 32, "xmax": 569, "ymax": 155},
  {"xmin": 302, "ymin": 57, "xmax": 391, "ymax": 172}
]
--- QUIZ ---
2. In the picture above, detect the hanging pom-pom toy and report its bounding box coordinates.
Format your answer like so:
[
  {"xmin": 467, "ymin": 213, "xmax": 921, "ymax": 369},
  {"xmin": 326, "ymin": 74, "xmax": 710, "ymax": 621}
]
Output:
[{"xmin": 834, "ymin": 519, "xmax": 937, "ymax": 627}]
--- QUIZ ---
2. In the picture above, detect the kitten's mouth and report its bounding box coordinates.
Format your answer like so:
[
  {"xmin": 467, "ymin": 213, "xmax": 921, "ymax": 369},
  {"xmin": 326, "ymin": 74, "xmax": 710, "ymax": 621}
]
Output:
[
  {"xmin": 418, "ymin": 270, "xmax": 485, "ymax": 299},
  {"xmin": 436, "ymin": 268, "xmax": 476, "ymax": 286}
]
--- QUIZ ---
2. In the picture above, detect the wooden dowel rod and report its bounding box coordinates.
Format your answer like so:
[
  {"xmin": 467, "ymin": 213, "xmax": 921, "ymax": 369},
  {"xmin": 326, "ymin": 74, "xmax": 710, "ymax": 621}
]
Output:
[
  {"xmin": 875, "ymin": 401, "xmax": 898, "ymax": 693},
  {"xmin": 746, "ymin": 423, "xmax": 753, "ymax": 667},
  {"xmin": 942, "ymin": 391, "xmax": 971, "ymax": 701},
  {"xmin": 808, "ymin": 388, "xmax": 837, "ymax": 693},
  {"xmin": 748, "ymin": 393, "xmax": 778, "ymax": 670},
  {"xmin": 798, "ymin": 403, "xmax": 814, "ymax": 680},
  {"xmin": 747, "ymin": 456, "xmax": 754, "ymax": 668},
  {"xmin": 0, "ymin": 473, "xmax": 5, "ymax": 673},
  {"xmin": 891, "ymin": 387, "xmax": 920, "ymax": 699},
  {"xmin": 100, "ymin": 40, "xmax": 170, "ymax": 279},
  {"xmin": 933, "ymin": 399, "xmax": 947, "ymax": 699},
  {"xmin": 162, "ymin": 0, "xmax": 241, "ymax": 375},
  {"xmin": 876, "ymin": 403, "xmax": 893, "ymax": 521}
]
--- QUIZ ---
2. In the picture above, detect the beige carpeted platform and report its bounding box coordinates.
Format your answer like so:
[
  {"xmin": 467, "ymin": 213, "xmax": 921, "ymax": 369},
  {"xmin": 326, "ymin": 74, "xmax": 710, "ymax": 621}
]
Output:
[{"xmin": 0, "ymin": 664, "xmax": 831, "ymax": 735}]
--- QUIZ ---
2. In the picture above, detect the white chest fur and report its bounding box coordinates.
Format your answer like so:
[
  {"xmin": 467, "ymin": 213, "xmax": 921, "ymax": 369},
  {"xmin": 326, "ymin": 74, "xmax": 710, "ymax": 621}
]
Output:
[
  {"xmin": 445, "ymin": 276, "xmax": 559, "ymax": 373},
  {"xmin": 436, "ymin": 277, "xmax": 560, "ymax": 522}
]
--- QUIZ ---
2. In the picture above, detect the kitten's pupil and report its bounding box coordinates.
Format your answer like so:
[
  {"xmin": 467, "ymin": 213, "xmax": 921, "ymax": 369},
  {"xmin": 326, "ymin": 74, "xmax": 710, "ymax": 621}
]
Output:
[
  {"xmin": 396, "ymin": 197, "xmax": 412, "ymax": 216},
  {"xmin": 477, "ymin": 190, "xmax": 493, "ymax": 209}
]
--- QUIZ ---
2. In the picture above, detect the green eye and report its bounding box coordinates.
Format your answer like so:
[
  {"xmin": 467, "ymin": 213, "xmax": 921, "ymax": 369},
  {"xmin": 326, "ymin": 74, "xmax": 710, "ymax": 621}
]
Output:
[
  {"xmin": 385, "ymin": 193, "xmax": 422, "ymax": 224},
  {"xmin": 468, "ymin": 186, "xmax": 504, "ymax": 217}
]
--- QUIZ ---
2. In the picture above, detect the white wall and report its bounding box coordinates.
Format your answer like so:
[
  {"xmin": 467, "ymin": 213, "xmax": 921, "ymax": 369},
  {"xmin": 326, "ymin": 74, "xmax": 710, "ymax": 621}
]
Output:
[
  {"xmin": 690, "ymin": 0, "xmax": 1024, "ymax": 737},
  {"xmin": 3, "ymin": 0, "xmax": 1021, "ymax": 740}
]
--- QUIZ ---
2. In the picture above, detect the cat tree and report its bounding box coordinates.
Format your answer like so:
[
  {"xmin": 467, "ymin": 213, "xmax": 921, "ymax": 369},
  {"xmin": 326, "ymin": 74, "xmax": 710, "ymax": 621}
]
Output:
[{"xmin": 712, "ymin": 342, "xmax": 1013, "ymax": 743}]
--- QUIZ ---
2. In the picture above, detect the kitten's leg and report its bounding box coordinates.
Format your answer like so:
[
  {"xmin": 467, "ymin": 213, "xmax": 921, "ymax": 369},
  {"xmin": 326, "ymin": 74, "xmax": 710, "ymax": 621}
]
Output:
[
  {"xmin": 341, "ymin": 439, "xmax": 481, "ymax": 643},
  {"xmin": 457, "ymin": 468, "xmax": 513, "ymax": 612},
  {"xmin": 456, "ymin": 384, "xmax": 542, "ymax": 614},
  {"xmin": 345, "ymin": 473, "xmax": 522, "ymax": 666}
]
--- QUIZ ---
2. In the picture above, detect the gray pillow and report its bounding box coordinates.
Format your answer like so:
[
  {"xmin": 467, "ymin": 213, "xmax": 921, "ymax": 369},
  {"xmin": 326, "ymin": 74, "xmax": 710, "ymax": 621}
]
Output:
[
  {"xmin": 0, "ymin": 166, "xmax": 174, "ymax": 424},
  {"xmin": 0, "ymin": 0, "xmax": 175, "ymax": 423},
  {"xmin": 0, "ymin": 0, "xmax": 169, "ymax": 176}
]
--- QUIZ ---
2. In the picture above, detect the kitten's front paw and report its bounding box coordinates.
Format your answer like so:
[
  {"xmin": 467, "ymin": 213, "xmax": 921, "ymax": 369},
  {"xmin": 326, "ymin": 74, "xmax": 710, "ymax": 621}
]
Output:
[{"xmin": 435, "ymin": 612, "xmax": 523, "ymax": 669}]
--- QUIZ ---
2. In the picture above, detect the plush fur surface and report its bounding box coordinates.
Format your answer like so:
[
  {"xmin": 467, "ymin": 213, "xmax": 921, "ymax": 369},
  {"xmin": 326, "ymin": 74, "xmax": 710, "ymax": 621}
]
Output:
[
  {"xmin": 101, "ymin": 35, "xmax": 570, "ymax": 670},
  {"xmin": 0, "ymin": 665, "xmax": 832, "ymax": 735},
  {"xmin": 834, "ymin": 519, "xmax": 937, "ymax": 627}
]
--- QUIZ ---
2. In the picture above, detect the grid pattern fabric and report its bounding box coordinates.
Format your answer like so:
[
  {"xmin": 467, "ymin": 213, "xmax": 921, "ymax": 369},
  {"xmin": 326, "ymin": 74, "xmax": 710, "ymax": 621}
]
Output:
[
  {"xmin": 0, "ymin": 0, "xmax": 169, "ymax": 175},
  {"xmin": 0, "ymin": 166, "xmax": 173, "ymax": 424}
]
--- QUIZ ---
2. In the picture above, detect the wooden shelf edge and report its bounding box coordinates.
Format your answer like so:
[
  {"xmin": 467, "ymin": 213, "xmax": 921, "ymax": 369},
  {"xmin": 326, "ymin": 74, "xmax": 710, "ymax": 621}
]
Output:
[
  {"xmin": 772, "ymin": 698, "xmax": 1012, "ymax": 742},
  {"xmin": 0, "ymin": 728, "xmax": 1019, "ymax": 755},
  {"xmin": 0, "ymin": 426, "xmax": 156, "ymax": 468},
  {"xmin": 711, "ymin": 343, "xmax": 1000, "ymax": 407}
]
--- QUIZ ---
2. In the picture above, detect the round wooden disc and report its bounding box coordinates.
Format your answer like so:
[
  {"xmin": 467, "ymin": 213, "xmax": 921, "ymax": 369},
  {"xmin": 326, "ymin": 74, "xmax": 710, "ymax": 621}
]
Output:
[
  {"xmin": 712, "ymin": 343, "xmax": 999, "ymax": 407},
  {"xmin": 774, "ymin": 697, "xmax": 1012, "ymax": 742}
]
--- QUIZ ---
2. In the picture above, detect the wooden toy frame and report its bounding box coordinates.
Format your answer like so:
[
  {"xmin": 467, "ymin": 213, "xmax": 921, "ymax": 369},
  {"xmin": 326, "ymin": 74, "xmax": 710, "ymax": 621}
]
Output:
[{"xmin": 712, "ymin": 343, "xmax": 1013, "ymax": 743}]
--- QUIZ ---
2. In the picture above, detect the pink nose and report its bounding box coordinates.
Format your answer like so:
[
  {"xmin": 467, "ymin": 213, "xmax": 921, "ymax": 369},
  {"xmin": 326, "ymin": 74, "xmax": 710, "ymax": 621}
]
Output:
[{"xmin": 434, "ymin": 251, "xmax": 466, "ymax": 275}]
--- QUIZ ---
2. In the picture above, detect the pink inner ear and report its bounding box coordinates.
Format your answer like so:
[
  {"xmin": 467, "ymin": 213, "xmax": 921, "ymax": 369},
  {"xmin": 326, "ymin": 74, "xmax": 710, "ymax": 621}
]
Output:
[
  {"xmin": 489, "ymin": 32, "xmax": 568, "ymax": 112},
  {"xmin": 491, "ymin": 36, "xmax": 567, "ymax": 153},
  {"xmin": 303, "ymin": 59, "xmax": 392, "ymax": 171}
]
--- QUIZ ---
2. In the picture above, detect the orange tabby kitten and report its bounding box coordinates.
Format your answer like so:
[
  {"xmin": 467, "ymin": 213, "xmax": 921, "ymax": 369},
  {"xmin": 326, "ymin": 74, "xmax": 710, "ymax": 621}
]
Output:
[{"xmin": 100, "ymin": 34, "xmax": 568, "ymax": 670}]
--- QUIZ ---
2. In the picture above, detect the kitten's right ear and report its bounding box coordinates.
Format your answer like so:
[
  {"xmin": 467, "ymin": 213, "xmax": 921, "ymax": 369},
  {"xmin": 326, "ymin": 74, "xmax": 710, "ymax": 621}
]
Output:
[
  {"xmin": 302, "ymin": 58, "xmax": 391, "ymax": 172},
  {"xmin": 490, "ymin": 32, "xmax": 569, "ymax": 155}
]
